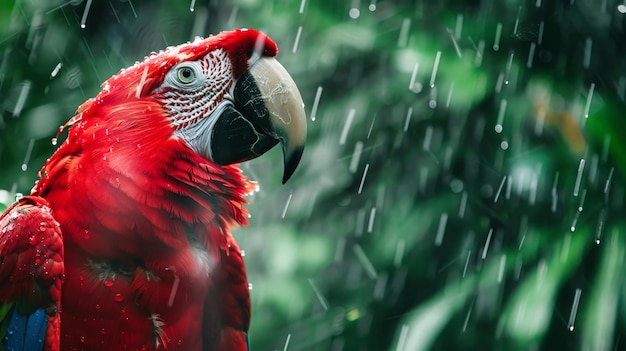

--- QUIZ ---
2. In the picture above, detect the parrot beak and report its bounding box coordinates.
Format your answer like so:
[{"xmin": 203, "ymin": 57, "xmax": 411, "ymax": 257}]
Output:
[{"xmin": 210, "ymin": 57, "xmax": 307, "ymax": 184}]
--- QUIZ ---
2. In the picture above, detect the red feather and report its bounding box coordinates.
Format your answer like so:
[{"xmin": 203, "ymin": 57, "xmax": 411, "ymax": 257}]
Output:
[
  {"xmin": 0, "ymin": 196, "xmax": 64, "ymax": 351},
  {"xmin": 28, "ymin": 29, "xmax": 274, "ymax": 350}
]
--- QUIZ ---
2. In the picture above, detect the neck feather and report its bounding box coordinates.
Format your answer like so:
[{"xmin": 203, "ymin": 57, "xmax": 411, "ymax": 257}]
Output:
[{"xmin": 33, "ymin": 100, "xmax": 253, "ymax": 256}]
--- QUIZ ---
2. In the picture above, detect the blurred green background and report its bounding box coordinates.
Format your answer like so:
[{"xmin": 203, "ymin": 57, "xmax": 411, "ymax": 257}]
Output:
[{"xmin": 1, "ymin": 0, "xmax": 626, "ymax": 350}]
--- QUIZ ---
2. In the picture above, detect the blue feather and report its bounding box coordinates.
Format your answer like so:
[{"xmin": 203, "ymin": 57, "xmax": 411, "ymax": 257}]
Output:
[{"xmin": 1, "ymin": 307, "xmax": 46, "ymax": 351}]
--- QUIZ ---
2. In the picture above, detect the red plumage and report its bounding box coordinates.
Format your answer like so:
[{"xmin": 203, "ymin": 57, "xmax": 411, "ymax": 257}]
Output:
[{"xmin": 0, "ymin": 28, "xmax": 306, "ymax": 351}]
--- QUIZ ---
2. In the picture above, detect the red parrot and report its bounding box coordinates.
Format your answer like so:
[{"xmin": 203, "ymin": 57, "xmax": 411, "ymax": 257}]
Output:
[{"xmin": 0, "ymin": 28, "xmax": 306, "ymax": 351}]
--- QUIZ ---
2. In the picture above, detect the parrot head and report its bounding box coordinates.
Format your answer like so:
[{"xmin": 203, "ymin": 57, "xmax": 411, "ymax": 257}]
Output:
[{"xmin": 70, "ymin": 28, "xmax": 306, "ymax": 183}]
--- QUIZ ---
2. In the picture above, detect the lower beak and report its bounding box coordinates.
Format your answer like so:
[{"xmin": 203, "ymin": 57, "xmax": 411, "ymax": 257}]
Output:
[{"xmin": 209, "ymin": 57, "xmax": 307, "ymax": 184}]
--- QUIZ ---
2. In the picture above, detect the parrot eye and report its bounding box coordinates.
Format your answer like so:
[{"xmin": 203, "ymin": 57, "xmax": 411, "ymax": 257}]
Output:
[{"xmin": 176, "ymin": 66, "xmax": 196, "ymax": 84}]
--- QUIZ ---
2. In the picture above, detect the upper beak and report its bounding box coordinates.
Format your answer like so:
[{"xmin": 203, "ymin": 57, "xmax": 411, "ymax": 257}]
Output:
[{"xmin": 209, "ymin": 57, "xmax": 307, "ymax": 184}]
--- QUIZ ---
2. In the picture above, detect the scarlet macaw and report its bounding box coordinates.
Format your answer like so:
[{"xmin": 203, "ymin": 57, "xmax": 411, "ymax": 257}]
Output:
[{"xmin": 0, "ymin": 28, "xmax": 306, "ymax": 351}]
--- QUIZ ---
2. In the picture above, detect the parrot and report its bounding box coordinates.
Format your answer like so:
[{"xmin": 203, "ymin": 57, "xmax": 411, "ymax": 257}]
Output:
[{"xmin": 0, "ymin": 28, "xmax": 306, "ymax": 351}]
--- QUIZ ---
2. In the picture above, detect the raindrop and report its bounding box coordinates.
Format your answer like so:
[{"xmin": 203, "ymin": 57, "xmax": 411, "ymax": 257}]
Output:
[
  {"xmin": 495, "ymin": 99, "xmax": 507, "ymax": 133},
  {"xmin": 396, "ymin": 325, "xmax": 409, "ymax": 351},
  {"xmin": 423, "ymin": 126, "xmax": 433, "ymax": 150},
  {"xmin": 339, "ymin": 109, "xmax": 356, "ymax": 145},
  {"xmin": 403, "ymin": 108, "xmax": 413, "ymax": 132},
  {"xmin": 349, "ymin": 8, "xmax": 360, "ymax": 19},
  {"xmin": 281, "ymin": 192, "xmax": 293, "ymax": 218},
  {"xmin": 368, "ymin": 1, "xmax": 376, "ymax": 11},
  {"xmin": 189, "ymin": 0, "xmax": 196, "ymax": 12},
  {"xmin": 500, "ymin": 141, "xmax": 509, "ymax": 150},
  {"xmin": 538, "ymin": 21, "xmax": 545, "ymax": 45},
  {"xmin": 299, "ymin": 0, "xmax": 306, "ymax": 13},
  {"xmin": 447, "ymin": 28, "xmax": 462, "ymax": 59},
  {"xmin": 358, "ymin": 163, "xmax": 370, "ymax": 194},
  {"xmin": 283, "ymin": 334, "xmax": 292, "ymax": 351},
  {"xmin": 481, "ymin": 228, "xmax": 493, "ymax": 259},
  {"xmin": 604, "ymin": 167, "xmax": 614, "ymax": 196},
  {"xmin": 367, "ymin": 115, "xmax": 376, "ymax": 139},
  {"xmin": 434, "ymin": 213, "xmax": 448, "ymax": 246},
  {"xmin": 397, "ymin": 18, "xmax": 411, "ymax": 47},
  {"xmin": 429, "ymin": 51, "xmax": 442, "ymax": 88},
  {"xmin": 570, "ymin": 212, "xmax": 579, "ymax": 232},
  {"xmin": 526, "ymin": 42, "xmax": 536, "ymax": 68},
  {"xmin": 595, "ymin": 208, "xmax": 606, "ymax": 244},
  {"xmin": 248, "ymin": 283, "xmax": 253, "ymax": 290},
  {"xmin": 496, "ymin": 255, "xmax": 507, "ymax": 283},
  {"xmin": 577, "ymin": 189, "xmax": 587, "ymax": 212},
  {"xmin": 408, "ymin": 63, "xmax": 422, "ymax": 93},
  {"xmin": 127, "ymin": 0, "xmax": 138, "ymax": 18},
  {"xmin": 428, "ymin": 96, "xmax": 437, "ymax": 109},
  {"xmin": 445, "ymin": 83, "xmax": 454, "ymax": 108},
  {"xmin": 349, "ymin": 141, "xmax": 364, "ymax": 173},
  {"xmin": 619, "ymin": 4, "xmax": 626, "ymax": 13},
  {"xmin": 13, "ymin": 81, "xmax": 31, "ymax": 118},
  {"xmin": 167, "ymin": 275, "xmax": 180, "ymax": 307},
  {"xmin": 353, "ymin": 244, "xmax": 377, "ymax": 279},
  {"xmin": 454, "ymin": 14, "xmax": 463, "ymax": 39},
  {"xmin": 494, "ymin": 176, "xmax": 507, "ymax": 203},
  {"xmin": 474, "ymin": 40, "xmax": 485, "ymax": 66},
  {"xmin": 493, "ymin": 23, "xmax": 503, "ymax": 50},
  {"xmin": 551, "ymin": 172, "xmax": 559, "ymax": 212},
  {"xmin": 462, "ymin": 250, "xmax": 472, "ymax": 277},
  {"xmin": 583, "ymin": 83, "xmax": 595, "ymax": 118},
  {"xmin": 103, "ymin": 280, "xmax": 114, "ymax": 288},
  {"xmin": 51, "ymin": 137, "xmax": 58, "ymax": 146},
  {"xmin": 512, "ymin": 6, "xmax": 522, "ymax": 35},
  {"xmin": 292, "ymin": 26, "xmax": 303, "ymax": 53},
  {"xmin": 495, "ymin": 72, "xmax": 505, "ymax": 93},
  {"xmin": 308, "ymin": 278, "xmax": 329, "ymax": 310},
  {"xmin": 109, "ymin": 2, "xmax": 120, "ymax": 23},
  {"xmin": 367, "ymin": 211, "xmax": 376, "ymax": 233},
  {"xmin": 310, "ymin": 86, "xmax": 323, "ymax": 121},
  {"xmin": 458, "ymin": 191, "xmax": 468, "ymax": 218},
  {"xmin": 505, "ymin": 51, "xmax": 515, "ymax": 82},
  {"xmin": 573, "ymin": 159, "xmax": 585, "ymax": 196},
  {"xmin": 21, "ymin": 138, "xmax": 35, "ymax": 172},
  {"xmin": 80, "ymin": 0, "xmax": 93, "ymax": 29},
  {"xmin": 567, "ymin": 288, "xmax": 582, "ymax": 331},
  {"xmin": 50, "ymin": 62, "xmax": 63, "ymax": 79},
  {"xmin": 462, "ymin": 302, "xmax": 474, "ymax": 332},
  {"xmin": 450, "ymin": 179, "xmax": 463, "ymax": 193}
]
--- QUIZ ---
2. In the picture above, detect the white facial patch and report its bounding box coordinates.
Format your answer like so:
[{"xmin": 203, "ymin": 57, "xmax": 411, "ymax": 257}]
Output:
[{"xmin": 154, "ymin": 49, "xmax": 233, "ymax": 130}]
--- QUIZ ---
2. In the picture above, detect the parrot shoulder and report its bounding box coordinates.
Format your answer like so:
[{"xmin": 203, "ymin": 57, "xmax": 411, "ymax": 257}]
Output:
[{"xmin": 0, "ymin": 195, "xmax": 64, "ymax": 313}]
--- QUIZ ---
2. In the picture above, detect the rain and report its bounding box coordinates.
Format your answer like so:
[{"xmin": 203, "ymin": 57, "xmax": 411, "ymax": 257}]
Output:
[{"xmin": 1, "ymin": 0, "xmax": 626, "ymax": 350}]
